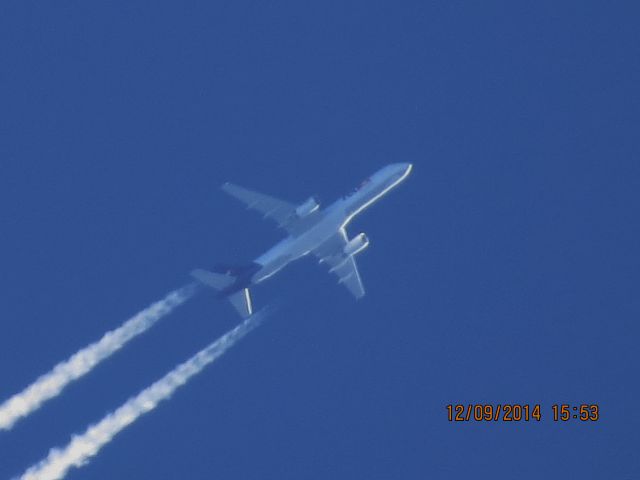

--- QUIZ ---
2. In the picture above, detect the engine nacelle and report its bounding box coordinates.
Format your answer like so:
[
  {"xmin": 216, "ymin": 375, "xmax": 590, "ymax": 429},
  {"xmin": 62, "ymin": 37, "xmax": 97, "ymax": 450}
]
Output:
[
  {"xmin": 343, "ymin": 233, "xmax": 369, "ymax": 257},
  {"xmin": 295, "ymin": 197, "xmax": 320, "ymax": 217}
]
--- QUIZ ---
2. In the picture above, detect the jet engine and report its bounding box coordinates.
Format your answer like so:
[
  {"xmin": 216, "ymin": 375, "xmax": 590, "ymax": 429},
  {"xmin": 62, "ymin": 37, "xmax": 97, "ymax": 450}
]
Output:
[
  {"xmin": 296, "ymin": 196, "xmax": 320, "ymax": 217},
  {"xmin": 343, "ymin": 233, "xmax": 369, "ymax": 256}
]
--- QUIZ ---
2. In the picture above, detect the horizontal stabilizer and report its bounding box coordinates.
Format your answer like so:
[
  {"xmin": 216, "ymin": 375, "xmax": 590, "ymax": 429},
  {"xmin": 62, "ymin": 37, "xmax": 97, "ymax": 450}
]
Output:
[
  {"xmin": 190, "ymin": 269, "xmax": 234, "ymax": 291},
  {"xmin": 191, "ymin": 268, "xmax": 254, "ymax": 318}
]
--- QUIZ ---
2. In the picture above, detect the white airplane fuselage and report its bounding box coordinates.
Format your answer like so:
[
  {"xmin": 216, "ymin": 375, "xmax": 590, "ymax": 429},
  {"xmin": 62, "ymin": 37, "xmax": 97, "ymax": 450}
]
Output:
[{"xmin": 251, "ymin": 163, "xmax": 413, "ymax": 284}]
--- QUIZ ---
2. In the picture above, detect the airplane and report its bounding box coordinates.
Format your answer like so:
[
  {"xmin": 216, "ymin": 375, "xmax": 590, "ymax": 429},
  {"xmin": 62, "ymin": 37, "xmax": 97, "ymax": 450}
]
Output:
[{"xmin": 191, "ymin": 163, "xmax": 413, "ymax": 318}]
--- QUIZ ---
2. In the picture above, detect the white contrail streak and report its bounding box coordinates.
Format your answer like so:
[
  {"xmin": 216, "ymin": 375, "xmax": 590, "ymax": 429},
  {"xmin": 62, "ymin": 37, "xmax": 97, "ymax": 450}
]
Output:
[
  {"xmin": 0, "ymin": 285, "xmax": 196, "ymax": 431},
  {"xmin": 18, "ymin": 312, "xmax": 265, "ymax": 480}
]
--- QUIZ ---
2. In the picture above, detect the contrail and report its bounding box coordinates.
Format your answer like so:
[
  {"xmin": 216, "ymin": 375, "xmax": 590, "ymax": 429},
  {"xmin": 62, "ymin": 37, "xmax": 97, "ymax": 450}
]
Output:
[
  {"xmin": 0, "ymin": 285, "xmax": 197, "ymax": 431},
  {"xmin": 18, "ymin": 311, "xmax": 266, "ymax": 480}
]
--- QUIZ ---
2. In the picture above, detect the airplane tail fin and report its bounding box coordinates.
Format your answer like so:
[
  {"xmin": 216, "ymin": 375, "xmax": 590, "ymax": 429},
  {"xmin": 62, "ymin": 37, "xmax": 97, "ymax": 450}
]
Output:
[
  {"xmin": 190, "ymin": 268, "xmax": 254, "ymax": 318},
  {"xmin": 227, "ymin": 288, "xmax": 253, "ymax": 319}
]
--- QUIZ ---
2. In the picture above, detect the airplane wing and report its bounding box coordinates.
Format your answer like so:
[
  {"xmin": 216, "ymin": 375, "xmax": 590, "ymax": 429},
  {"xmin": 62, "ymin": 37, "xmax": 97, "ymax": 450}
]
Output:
[
  {"xmin": 313, "ymin": 229, "xmax": 365, "ymax": 299},
  {"xmin": 221, "ymin": 182, "xmax": 319, "ymax": 235}
]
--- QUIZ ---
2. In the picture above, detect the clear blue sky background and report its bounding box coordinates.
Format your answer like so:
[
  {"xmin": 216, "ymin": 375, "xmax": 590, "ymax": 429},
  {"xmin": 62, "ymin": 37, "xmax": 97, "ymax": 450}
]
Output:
[{"xmin": 1, "ymin": 1, "xmax": 639, "ymax": 479}]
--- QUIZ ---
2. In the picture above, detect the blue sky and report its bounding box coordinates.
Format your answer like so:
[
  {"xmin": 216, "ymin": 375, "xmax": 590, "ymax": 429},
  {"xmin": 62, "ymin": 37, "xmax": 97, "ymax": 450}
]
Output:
[{"xmin": 1, "ymin": 1, "xmax": 639, "ymax": 478}]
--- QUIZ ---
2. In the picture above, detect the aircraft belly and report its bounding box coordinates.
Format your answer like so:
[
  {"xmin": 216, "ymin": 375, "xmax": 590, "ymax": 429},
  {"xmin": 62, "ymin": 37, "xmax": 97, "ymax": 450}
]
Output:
[{"xmin": 252, "ymin": 223, "xmax": 337, "ymax": 283}]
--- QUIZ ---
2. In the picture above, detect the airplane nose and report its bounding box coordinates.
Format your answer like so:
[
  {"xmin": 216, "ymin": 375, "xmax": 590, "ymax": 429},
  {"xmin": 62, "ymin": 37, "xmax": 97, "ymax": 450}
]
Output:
[
  {"xmin": 393, "ymin": 163, "xmax": 412, "ymax": 177},
  {"xmin": 378, "ymin": 163, "xmax": 413, "ymax": 182}
]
